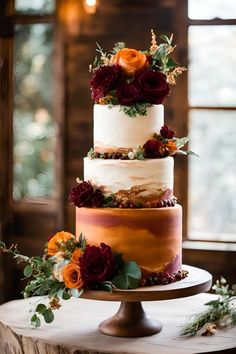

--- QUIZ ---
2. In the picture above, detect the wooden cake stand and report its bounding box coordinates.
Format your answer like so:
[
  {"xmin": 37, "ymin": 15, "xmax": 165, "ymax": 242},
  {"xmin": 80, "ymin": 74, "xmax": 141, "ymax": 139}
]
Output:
[{"xmin": 80, "ymin": 265, "xmax": 212, "ymax": 338}]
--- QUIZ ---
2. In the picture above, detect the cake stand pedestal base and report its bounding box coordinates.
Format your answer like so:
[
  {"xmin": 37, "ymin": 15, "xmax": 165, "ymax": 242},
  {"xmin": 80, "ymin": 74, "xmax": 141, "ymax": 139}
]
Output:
[
  {"xmin": 99, "ymin": 301, "xmax": 162, "ymax": 337},
  {"xmin": 81, "ymin": 265, "xmax": 212, "ymax": 338}
]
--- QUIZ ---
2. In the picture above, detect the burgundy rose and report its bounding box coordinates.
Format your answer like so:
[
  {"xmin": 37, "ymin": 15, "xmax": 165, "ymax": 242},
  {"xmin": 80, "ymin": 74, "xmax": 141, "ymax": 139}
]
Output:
[
  {"xmin": 69, "ymin": 181, "xmax": 94, "ymax": 207},
  {"xmin": 116, "ymin": 83, "xmax": 141, "ymax": 106},
  {"xmin": 143, "ymin": 138, "xmax": 163, "ymax": 158},
  {"xmin": 135, "ymin": 70, "xmax": 170, "ymax": 104},
  {"xmin": 80, "ymin": 243, "xmax": 117, "ymax": 286},
  {"xmin": 91, "ymin": 87, "xmax": 104, "ymax": 101},
  {"xmin": 90, "ymin": 65, "xmax": 121, "ymax": 101},
  {"xmin": 160, "ymin": 125, "xmax": 175, "ymax": 139},
  {"xmin": 90, "ymin": 189, "xmax": 104, "ymax": 208}
]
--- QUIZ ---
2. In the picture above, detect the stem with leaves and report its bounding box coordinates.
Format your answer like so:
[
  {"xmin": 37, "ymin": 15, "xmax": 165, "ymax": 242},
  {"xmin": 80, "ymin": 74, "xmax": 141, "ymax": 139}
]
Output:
[{"xmin": 181, "ymin": 277, "xmax": 236, "ymax": 336}]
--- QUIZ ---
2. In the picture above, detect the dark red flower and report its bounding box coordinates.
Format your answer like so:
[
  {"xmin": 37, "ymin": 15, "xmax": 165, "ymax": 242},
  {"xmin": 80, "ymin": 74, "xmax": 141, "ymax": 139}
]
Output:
[
  {"xmin": 90, "ymin": 65, "xmax": 121, "ymax": 101},
  {"xmin": 116, "ymin": 83, "xmax": 141, "ymax": 105},
  {"xmin": 80, "ymin": 243, "xmax": 117, "ymax": 286},
  {"xmin": 69, "ymin": 181, "xmax": 94, "ymax": 207},
  {"xmin": 160, "ymin": 125, "xmax": 175, "ymax": 139},
  {"xmin": 135, "ymin": 70, "xmax": 170, "ymax": 104},
  {"xmin": 90, "ymin": 189, "xmax": 104, "ymax": 207},
  {"xmin": 91, "ymin": 87, "xmax": 104, "ymax": 101},
  {"xmin": 143, "ymin": 138, "xmax": 163, "ymax": 158}
]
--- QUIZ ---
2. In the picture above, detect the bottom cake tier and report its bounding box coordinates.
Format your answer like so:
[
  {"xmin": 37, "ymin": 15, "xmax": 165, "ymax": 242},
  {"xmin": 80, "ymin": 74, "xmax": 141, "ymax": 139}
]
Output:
[{"xmin": 76, "ymin": 205, "xmax": 182, "ymax": 276}]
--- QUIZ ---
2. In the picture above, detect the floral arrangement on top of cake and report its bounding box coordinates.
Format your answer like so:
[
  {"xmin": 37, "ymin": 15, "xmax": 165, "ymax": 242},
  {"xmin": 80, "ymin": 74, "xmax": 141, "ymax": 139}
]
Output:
[
  {"xmin": 0, "ymin": 233, "xmax": 187, "ymax": 327},
  {"xmin": 90, "ymin": 29, "xmax": 186, "ymax": 117}
]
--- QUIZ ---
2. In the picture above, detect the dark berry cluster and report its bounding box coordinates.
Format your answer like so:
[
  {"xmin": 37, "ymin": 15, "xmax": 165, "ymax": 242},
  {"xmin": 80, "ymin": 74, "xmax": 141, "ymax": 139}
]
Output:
[
  {"xmin": 118, "ymin": 201, "xmax": 142, "ymax": 209},
  {"xmin": 143, "ymin": 199, "xmax": 176, "ymax": 208},
  {"xmin": 90, "ymin": 151, "xmax": 130, "ymax": 160},
  {"xmin": 140, "ymin": 270, "xmax": 188, "ymax": 287}
]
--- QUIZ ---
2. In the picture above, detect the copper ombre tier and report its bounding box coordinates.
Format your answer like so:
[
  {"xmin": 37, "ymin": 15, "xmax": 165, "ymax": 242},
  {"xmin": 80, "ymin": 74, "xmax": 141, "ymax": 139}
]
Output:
[{"xmin": 76, "ymin": 205, "xmax": 182, "ymax": 274}]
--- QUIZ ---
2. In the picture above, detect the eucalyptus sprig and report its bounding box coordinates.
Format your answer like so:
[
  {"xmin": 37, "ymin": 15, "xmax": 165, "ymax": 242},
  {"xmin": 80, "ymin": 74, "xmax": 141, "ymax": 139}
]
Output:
[
  {"xmin": 120, "ymin": 102, "xmax": 152, "ymax": 118},
  {"xmin": 181, "ymin": 277, "xmax": 236, "ymax": 336},
  {"xmin": 0, "ymin": 241, "xmax": 72, "ymax": 327}
]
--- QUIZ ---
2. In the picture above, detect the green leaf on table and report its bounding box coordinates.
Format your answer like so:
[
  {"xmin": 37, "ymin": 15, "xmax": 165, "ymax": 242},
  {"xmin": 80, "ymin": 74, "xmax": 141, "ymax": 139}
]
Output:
[
  {"xmin": 62, "ymin": 291, "xmax": 71, "ymax": 300},
  {"xmin": 204, "ymin": 300, "xmax": 220, "ymax": 307},
  {"xmin": 23, "ymin": 265, "xmax": 33, "ymax": 277},
  {"xmin": 36, "ymin": 303, "xmax": 47, "ymax": 314},
  {"xmin": 31, "ymin": 314, "xmax": 41, "ymax": 328},
  {"xmin": 42, "ymin": 308, "xmax": 54, "ymax": 324}
]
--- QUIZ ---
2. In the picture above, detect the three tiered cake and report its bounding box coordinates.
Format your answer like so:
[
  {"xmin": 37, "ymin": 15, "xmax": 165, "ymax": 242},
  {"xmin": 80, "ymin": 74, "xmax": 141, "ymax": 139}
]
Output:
[{"xmin": 70, "ymin": 31, "xmax": 191, "ymax": 283}]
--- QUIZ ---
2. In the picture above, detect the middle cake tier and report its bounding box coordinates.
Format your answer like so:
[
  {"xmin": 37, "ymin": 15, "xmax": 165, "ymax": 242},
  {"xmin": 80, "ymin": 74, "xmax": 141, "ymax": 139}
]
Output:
[{"xmin": 84, "ymin": 156, "xmax": 174, "ymax": 205}]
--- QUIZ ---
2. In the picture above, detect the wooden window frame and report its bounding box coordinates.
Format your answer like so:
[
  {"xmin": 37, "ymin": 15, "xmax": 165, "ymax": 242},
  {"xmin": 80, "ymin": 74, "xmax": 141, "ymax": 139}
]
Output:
[
  {"xmin": 0, "ymin": 0, "xmax": 65, "ymax": 215},
  {"xmin": 0, "ymin": 0, "xmax": 66, "ymax": 301},
  {"xmin": 173, "ymin": 0, "xmax": 236, "ymax": 284}
]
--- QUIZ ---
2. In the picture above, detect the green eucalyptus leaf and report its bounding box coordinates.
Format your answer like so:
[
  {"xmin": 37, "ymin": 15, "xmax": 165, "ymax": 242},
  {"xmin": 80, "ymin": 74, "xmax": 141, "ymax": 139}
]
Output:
[
  {"xmin": 69, "ymin": 288, "xmax": 80, "ymax": 298},
  {"xmin": 36, "ymin": 303, "xmax": 47, "ymax": 314},
  {"xmin": 23, "ymin": 265, "xmax": 33, "ymax": 277},
  {"xmin": 43, "ymin": 308, "xmax": 54, "ymax": 324},
  {"xmin": 31, "ymin": 314, "xmax": 41, "ymax": 328},
  {"xmin": 57, "ymin": 289, "xmax": 64, "ymax": 298},
  {"xmin": 62, "ymin": 291, "xmax": 71, "ymax": 300},
  {"xmin": 96, "ymin": 282, "xmax": 113, "ymax": 292},
  {"xmin": 112, "ymin": 274, "xmax": 129, "ymax": 289},
  {"xmin": 127, "ymin": 274, "xmax": 139, "ymax": 289},
  {"xmin": 123, "ymin": 261, "xmax": 141, "ymax": 280}
]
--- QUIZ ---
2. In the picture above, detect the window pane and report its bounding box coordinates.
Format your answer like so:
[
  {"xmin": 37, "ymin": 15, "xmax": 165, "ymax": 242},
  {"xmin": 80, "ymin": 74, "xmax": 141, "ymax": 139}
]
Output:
[
  {"xmin": 188, "ymin": 0, "xmax": 236, "ymax": 19},
  {"xmin": 15, "ymin": 0, "xmax": 55, "ymax": 14},
  {"xmin": 188, "ymin": 26, "xmax": 236, "ymax": 107},
  {"xmin": 188, "ymin": 110, "xmax": 236, "ymax": 241},
  {"xmin": 13, "ymin": 24, "xmax": 55, "ymax": 200}
]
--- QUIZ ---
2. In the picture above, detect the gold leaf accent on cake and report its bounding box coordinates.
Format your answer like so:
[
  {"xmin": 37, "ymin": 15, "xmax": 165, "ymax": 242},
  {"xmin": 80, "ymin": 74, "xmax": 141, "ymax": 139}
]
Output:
[{"xmin": 115, "ymin": 186, "xmax": 172, "ymax": 205}]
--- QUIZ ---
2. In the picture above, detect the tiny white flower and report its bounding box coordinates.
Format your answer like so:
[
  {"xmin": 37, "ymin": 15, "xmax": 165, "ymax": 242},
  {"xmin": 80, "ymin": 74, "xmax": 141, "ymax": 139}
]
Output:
[{"xmin": 76, "ymin": 177, "xmax": 83, "ymax": 184}]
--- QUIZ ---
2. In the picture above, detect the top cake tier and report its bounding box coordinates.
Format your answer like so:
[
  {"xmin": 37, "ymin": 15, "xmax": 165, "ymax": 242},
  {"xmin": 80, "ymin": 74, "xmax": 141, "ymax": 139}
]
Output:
[{"xmin": 94, "ymin": 104, "xmax": 164, "ymax": 153}]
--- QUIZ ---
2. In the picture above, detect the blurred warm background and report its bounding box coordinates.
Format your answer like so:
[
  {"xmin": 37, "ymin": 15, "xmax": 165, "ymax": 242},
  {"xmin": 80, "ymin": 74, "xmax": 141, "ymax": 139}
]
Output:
[{"xmin": 0, "ymin": 0, "xmax": 236, "ymax": 302}]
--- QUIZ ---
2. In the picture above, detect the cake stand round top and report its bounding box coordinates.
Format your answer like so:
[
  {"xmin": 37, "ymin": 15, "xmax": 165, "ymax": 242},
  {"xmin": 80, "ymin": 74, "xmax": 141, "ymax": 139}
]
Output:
[{"xmin": 80, "ymin": 265, "xmax": 212, "ymax": 302}]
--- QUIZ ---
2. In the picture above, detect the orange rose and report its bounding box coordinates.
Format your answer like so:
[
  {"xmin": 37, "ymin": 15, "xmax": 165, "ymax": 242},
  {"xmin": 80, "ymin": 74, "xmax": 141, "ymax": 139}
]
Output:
[
  {"xmin": 71, "ymin": 248, "xmax": 83, "ymax": 264},
  {"xmin": 63, "ymin": 263, "xmax": 84, "ymax": 289},
  {"xmin": 47, "ymin": 231, "xmax": 75, "ymax": 256},
  {"xmin": 113, "ymin": 48, "xmax": 147, "ymax": 76},
  {"xmin": 164, "ymin": 141, "xmax": 177, "ymax": 154}
]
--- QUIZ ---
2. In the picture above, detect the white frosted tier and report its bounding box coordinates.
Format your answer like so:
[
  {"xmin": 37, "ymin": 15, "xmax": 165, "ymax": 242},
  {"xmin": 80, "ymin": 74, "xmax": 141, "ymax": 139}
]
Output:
[
  {"xmin": 94, "ymin": 104, "xmax": 164, "ymax": 152},
  {"xmin": 84, "ymin": 156, "xmax": 173, "ymax": 203}
]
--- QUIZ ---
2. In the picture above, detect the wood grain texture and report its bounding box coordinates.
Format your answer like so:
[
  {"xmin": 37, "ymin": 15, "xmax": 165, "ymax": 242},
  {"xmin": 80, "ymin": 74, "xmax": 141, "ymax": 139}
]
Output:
[
  {"xmin": 80, "ymin": 265, "xmax": 212, "ymax": 302},
  {"xmin": 0, "ymin": 293, "xmax": 236, "ymax": 354}
]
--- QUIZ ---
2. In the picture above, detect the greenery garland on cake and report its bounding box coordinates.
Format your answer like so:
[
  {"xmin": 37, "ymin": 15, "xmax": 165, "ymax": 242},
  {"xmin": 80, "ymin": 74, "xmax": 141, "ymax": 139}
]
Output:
[{"xmin": 90, "ymin": 30, "xmax": 186, "ymax": 117}]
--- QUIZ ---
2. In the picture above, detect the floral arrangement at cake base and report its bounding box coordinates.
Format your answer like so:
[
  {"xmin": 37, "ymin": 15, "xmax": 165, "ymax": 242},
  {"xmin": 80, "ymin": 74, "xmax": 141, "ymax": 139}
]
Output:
[{"xmin": 0, "ymin": 231, "xmax": 187, "ymax": 327}]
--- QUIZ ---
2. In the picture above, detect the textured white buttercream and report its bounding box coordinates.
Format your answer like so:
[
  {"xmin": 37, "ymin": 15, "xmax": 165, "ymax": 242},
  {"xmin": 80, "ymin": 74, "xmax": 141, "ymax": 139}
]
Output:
[
  {"xmin": 93, "ymin": 104, "xmax": 164, "ymax": 152},
  {"xmin": 84, "ymin": 156, "xmax": 173, "ymax": 197}
]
